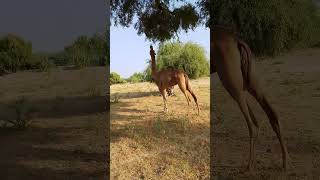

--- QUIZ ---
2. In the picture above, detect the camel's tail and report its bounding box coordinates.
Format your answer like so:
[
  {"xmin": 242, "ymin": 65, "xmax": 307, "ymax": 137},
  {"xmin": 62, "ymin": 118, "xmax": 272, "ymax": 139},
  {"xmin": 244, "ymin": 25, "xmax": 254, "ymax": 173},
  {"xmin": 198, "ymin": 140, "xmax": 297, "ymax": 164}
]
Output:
[
  {"xmin": 184, "ymin": 74, "xmax": 200, "ymax": 113},
  {"xmin": 237, "ymin": 39, "xmax": 252, "ymax": 86}
]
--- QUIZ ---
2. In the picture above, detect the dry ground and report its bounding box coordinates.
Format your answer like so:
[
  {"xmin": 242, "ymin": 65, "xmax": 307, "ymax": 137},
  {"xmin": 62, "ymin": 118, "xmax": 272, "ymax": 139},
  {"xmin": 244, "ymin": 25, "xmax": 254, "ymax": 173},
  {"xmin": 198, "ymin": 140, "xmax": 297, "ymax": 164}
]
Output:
[
  {"xmin": 212, "ymin": 48, "xmax": 320, "ymax": 179},
  {"xmin": 0, "ymin": 67, "xmax": 107, "ymax": 179},
  {"xmin": 110, "ymin": 77, "xmax": 210, "ymax": 179}
]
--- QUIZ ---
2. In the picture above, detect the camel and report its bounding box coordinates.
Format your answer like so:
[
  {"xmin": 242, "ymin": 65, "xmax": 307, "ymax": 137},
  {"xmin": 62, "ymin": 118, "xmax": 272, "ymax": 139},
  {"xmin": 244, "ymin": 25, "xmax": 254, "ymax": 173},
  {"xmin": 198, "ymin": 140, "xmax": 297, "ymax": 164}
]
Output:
[
  {"xmin": 211, "ymin": 27, "xmax": 289, "ymax": 171},
  {"xmin": 149, "ymin": 45, "xmax": 200, "ymax": 114}
]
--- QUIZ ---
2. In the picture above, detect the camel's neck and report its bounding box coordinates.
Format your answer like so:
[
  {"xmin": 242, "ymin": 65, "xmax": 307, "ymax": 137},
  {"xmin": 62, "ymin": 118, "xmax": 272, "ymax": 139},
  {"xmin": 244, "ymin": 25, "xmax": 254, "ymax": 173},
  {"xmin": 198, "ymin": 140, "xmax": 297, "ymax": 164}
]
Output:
[{"xmin": 150, "ymin": 49, "xmax": 158, "ymax": 78}]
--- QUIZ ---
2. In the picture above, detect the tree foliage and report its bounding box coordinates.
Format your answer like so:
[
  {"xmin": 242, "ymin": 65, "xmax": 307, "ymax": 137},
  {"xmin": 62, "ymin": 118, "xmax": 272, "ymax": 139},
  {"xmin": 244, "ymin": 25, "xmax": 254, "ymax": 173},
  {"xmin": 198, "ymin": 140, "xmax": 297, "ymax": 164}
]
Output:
[
  {"xmin": 64, "ymin": 33, "xmax": 108, "ymax": 68},
  {"xmin": 0, "ymin": 34, "xmax": 32, "ymax": 73},
  {"xmin": 0, "ymin": 32, "xmax": 109, "ymax": 75},
  {"xmin": 111, "ymin": 0, "xmax": 200, "ymax": 42},
  {"xmin": 209, "ymin": 0, "xmax": 320, "ymax": 56},
  {"xmin": 127, "ymin": 72, "xmax": 145, "ymax": 83},
  {"xmin": 111, "ymin": 0, "xmax": 320, "ymax": 56},
  {"xmin": 110, "ymin": 72, "xmax": 126, "ymax": 85},
  {"xmin": 144, "ymin": 42, "xmax": 209, "ymax": 80}
]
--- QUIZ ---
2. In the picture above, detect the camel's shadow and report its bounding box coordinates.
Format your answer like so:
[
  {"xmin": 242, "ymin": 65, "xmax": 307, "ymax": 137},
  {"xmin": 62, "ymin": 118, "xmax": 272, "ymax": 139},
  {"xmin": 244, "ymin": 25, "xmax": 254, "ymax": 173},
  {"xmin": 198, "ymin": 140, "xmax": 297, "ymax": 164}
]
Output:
[{"xmin": 111, "ymin": 91, "xmax": 160, "ymax": 100}]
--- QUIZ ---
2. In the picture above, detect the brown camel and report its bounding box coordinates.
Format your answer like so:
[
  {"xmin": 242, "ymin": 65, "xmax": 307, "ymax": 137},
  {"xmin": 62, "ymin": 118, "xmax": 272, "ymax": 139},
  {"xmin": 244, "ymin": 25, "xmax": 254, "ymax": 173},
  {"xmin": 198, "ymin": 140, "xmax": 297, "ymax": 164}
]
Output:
[
  {"xmin": 149, "ymin": 45, "xmax": 200, "ymax": 114},
  {"xmin": 211, "ymin": 27, "xmax": 289, "ymax": 171}
]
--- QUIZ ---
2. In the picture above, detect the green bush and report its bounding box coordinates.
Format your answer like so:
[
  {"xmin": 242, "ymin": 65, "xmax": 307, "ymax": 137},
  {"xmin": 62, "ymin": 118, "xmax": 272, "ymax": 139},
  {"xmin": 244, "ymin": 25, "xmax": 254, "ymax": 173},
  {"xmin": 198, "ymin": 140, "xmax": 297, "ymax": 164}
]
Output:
[
  {"xmin": 144, "ymin": 41, "xmax": 209, "ymax": 80},
  {"xmin": 0, "ymin": 34, "xmax": 33, "ymax": 72},
  {"xmin": 28, "ymin": 54, "xmax": 54, "ymax": 72},
  {"xmin": 64, "ymin": 33, "xmax": 108, "ymax": 68},
  {"xmin": 128, "ymin": 72, "xmax": 145, "ymax": 83},
  {"xmin": 110, "ymin": 72, "xmax": 126, "ymax": 85}
]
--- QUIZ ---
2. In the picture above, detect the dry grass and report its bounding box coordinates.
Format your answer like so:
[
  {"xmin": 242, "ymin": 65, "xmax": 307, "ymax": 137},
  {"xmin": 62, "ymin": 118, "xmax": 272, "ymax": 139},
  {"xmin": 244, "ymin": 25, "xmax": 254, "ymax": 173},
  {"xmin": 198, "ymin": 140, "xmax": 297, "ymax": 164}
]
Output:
[
  {"xmin": 0, "ymin": 66, "xmax": 107, "ymax": 179},
  {"xmin": 212, "ymin": 48, "xmax": 320, "ymax": 179},
  {"xmin": 111, "ymin": 77, "xmax": 210, "ymax": 179}
]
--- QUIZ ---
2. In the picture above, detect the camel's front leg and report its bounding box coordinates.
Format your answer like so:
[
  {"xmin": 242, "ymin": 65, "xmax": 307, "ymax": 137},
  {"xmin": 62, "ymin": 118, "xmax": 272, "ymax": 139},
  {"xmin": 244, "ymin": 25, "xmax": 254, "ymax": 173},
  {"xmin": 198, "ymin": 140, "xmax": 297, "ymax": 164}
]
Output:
[{"xmin": 159, "ymin": 89, "xmax": 168, "ymax": 113}]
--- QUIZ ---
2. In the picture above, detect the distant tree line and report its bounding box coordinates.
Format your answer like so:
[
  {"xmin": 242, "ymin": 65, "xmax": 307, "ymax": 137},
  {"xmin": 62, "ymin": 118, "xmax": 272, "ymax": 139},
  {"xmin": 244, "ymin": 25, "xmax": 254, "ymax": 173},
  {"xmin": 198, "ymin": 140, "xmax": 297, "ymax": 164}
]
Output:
[
  {"xmin": 0, "ymin": 33, "xmax": 109, "ymax": 75},
  {"xmin": 110, "ymin": 41, "xmax": 209, "ymax": 85}
]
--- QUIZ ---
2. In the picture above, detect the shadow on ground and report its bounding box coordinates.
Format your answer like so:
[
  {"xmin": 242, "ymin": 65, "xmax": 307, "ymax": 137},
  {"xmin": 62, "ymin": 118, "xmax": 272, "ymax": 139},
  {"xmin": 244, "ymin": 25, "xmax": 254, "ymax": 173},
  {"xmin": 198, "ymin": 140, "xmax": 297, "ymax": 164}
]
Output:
[
  {"xmin": 0, "ymin": 125, "xmax": 107, "ymax": 180},
  {"xmin": 111, "ymin": 91, "xmax": 160, "ymax": 100},
  {"xmin": 0, "ymin": 95, "xmax": 106, "ymax": 122}
]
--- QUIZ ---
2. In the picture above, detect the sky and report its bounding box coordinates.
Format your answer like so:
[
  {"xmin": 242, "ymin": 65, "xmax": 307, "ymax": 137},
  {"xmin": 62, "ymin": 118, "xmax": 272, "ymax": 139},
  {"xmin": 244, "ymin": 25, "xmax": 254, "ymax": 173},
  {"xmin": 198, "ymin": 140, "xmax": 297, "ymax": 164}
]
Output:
[
  {"xmin": 0, "ymin": 0, "xmax": 107, "ymax": 52},
  {"xmin": 110, "ymin": 25, "xmax": 210, "ymax": 78}
]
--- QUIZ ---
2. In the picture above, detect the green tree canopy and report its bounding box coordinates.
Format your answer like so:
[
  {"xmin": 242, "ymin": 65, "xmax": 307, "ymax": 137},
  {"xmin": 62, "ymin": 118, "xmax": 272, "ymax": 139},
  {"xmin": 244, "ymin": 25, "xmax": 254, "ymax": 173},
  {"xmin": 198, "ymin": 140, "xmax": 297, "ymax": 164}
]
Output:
[
  {"xmin": 64, "ymin": 33, "xmax": 108, "ymax": 67},
  {"xmin": 128, "ymin": 72, "xmax": 145, "ymax": 83},
  {"xmin": 0, "ymin": 34, "xmax": 33, "ymax": 72},
  {"xmin": 209, "ymin": 0, "xmax": 320, "ymax": 55},
  {"xmin": 111, "ymin": 0, "xmax": 320, "ymax": 56},
  {"xmin": 144, "ymin": 41, "xmax": 209, "ymax": 80},
  {"xmin": 110, "ymin": 72, "xmax": 126, "ymax": 85},
  {"xmin": 111, "ymin": 0, "xmax": 202, "ymax": 42}
]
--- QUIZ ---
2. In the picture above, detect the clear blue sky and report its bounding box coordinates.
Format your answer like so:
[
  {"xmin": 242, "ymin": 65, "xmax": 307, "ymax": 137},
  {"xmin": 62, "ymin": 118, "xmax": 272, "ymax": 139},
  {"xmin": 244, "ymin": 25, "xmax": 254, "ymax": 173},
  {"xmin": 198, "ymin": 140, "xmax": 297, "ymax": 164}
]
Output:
[{"xmin": 110, "ymin": 25, "xmax": 209, "ymax": 78}]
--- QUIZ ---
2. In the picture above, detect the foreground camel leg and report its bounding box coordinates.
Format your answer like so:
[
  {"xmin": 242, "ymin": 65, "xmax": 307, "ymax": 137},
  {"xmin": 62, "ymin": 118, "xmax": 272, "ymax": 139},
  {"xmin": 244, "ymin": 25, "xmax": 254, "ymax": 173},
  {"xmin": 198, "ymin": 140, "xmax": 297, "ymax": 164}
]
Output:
[
  {"xmin": 247, "ymin": 101, "xmax": 260, "ymax": 140},
  {"xmin": 232, "ymin": 93, "xmax": 257, "ymax": 171},
  {"xmin": 248, "ymin": 85, "xmax": 289, "ymax": 170},
  {"xmin": 212, "ymin": 28, "xmax": 289, "ymax": 171}
]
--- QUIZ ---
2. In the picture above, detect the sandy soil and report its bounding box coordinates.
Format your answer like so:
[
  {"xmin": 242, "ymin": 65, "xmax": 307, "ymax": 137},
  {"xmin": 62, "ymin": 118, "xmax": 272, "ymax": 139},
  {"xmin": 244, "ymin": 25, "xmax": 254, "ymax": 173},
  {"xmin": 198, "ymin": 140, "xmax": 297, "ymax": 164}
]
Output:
[
  {"xmin": 211, "ymin": 48, "xmax": 320, "ymax": 179},
  {"xmin": 0, "ymin": 67, "xmax": 107, "ymax": 180},
  {"xmin": 110, "ymin": 77, "xmax": 210, "ymax": 179}
]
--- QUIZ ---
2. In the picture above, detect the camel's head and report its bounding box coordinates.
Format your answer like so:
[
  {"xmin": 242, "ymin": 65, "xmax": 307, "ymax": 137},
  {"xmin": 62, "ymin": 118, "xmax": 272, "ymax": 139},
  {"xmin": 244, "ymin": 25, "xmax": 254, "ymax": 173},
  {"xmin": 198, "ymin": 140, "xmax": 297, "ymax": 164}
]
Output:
[{"xmin": 150, "ymin": 45, "xmax": 156, "ymax": 57}]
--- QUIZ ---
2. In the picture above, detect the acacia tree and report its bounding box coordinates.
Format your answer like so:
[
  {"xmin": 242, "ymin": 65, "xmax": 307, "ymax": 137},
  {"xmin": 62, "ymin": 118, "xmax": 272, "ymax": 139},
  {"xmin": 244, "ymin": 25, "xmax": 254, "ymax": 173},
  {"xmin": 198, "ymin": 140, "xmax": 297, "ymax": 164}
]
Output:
[{"xmin": 111, "ymin": 0, "xmax": 319, "ymax": 56}]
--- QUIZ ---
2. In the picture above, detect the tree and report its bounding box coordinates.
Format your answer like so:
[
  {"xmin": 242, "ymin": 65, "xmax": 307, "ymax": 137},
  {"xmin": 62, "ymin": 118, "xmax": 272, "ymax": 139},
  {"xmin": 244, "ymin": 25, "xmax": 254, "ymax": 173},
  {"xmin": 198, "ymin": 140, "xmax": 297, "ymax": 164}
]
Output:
[
  {"xmin": 0, "ymin": 34, "xmax": 33, "ymax": 72},
  {"xmin": 128, "ymin": 72, "xmax": 145, "ymax": 83},
  {"xmin": 111, "ymin": 0, "xmax": 201, "ymax": 42},
  {"xmin": 64, "ymin": 33, "xmax": 108, "ymax": 68},
  {"xmin": 110, "ymin": 72, "xmax": 126, "ymax": 85},
  {"xmin": 111, "ymin": 0, "xmax": 320, "ymax": 56},
  {"xmin": 144, "ymin": 42, "xmax": 209, "ymax": 80}
]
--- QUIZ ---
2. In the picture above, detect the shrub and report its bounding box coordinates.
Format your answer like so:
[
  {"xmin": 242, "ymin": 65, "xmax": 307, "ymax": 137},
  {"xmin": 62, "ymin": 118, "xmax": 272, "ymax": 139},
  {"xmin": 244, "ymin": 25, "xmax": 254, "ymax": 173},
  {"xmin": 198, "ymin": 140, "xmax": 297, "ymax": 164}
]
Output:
[
  {"xmin": 3, "ymin": 97, "xmax": 36, "ymax": 129},
  {"xmin": 0, "ymin": 34, "xmax": 32, "ymax": 72},
  {"xmin": 128, "ymin": 72, "xmax": 145, "ymax": 83},
  {"xmin": 110, "ymin": 72, "xmax": 126, "ymax": 85}
]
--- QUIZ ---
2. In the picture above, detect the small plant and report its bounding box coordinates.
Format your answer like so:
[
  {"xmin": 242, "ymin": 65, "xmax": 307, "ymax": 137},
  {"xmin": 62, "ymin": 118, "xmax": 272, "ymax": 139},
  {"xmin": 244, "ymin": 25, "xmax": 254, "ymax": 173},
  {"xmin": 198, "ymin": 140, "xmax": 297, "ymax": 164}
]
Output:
[
  {"xmin": 6, "ymin": 96, "xmax": 36, "ymax": 129},
  {"xmin": 111, "ymin": 93, "xmax": 120, "ymax": 103}
]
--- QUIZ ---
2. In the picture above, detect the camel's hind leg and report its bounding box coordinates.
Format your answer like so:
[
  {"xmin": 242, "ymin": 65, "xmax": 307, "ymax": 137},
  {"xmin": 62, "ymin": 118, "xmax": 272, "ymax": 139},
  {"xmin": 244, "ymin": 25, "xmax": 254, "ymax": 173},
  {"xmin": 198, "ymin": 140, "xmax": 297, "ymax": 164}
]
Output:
[
  {"xmin": 186, "ymin": 88, "xmax": 200, "ymax": 114},
  {"xmin": 231, "ymin": 92, "xmax": 257, "ymax": 171},
  {"xmin": 247, "ymin": 101, "xmax": 260, "ymax": 140},
  {"xmin": 248, "ymin": 84, "xmax": 288, "ymax": 170},
  {"xmin": 177, "ymin": 80, "xmax": 191, "ymax": 113},
  {"xmin": 216, "ymin": 62, "xmax": 257, "ymax": 170},
  {"xmin": 183, "ymin": 77, "xmax": 200, "ymax": 114}
]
